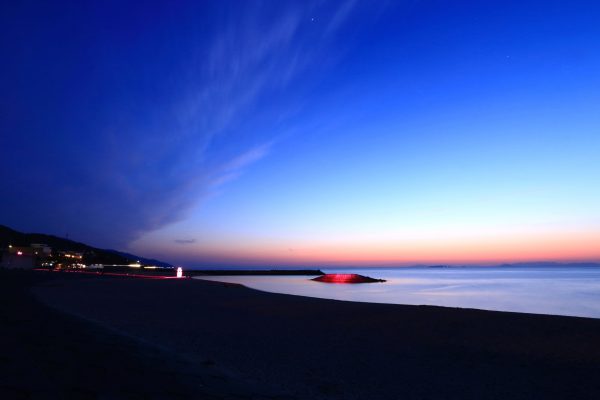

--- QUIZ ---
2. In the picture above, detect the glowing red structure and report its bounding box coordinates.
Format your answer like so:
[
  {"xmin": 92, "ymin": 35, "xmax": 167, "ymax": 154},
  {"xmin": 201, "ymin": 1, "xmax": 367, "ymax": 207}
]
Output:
[{"xmin": 312, "ymin": 273, "xmax": 385, "ymax": 284}]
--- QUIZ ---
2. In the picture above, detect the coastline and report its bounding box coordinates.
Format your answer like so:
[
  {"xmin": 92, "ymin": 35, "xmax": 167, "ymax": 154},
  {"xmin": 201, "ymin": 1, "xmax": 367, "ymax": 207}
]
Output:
[
  {"xmin": 30, "ymin": 272, "xmax": 600, "ymax": 399},
  {"xmin": 193, "ymin": 266, "xmax": 600, "ymax": 319}
]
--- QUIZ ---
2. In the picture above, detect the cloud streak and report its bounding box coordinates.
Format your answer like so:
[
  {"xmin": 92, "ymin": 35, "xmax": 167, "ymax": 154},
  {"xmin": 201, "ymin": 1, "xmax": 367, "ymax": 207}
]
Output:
[
  {"xmin": 174, "ymin": 238, "xmax": 196, "ymax": 245},
  {"xmin": 0, "ymin": 0, "xmax": 364, "ymax": 248}
]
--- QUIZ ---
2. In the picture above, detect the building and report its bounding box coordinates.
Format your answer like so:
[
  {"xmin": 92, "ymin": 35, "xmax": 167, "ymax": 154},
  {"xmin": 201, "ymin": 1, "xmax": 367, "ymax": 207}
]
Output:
[
  {"xmin": 0, "ymin": 243, "xmax": 53, "ymax": 269},
  {"xmin": 58, "ymin": 251, "xmax": 83, "ymax": 260},
  {"xmin": 31, "ymin": 243, "xmax": 52, "ymax": 256},
  {"xmin": 1, "ymin": 246, "xmax": 36, "ymax": 269}
]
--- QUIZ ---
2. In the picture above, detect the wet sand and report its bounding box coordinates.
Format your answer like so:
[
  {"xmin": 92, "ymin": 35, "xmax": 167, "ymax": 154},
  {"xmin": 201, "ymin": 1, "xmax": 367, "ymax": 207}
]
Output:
[{"xmin": 24, "ymin": 272, "xmax": 600, "ymax": 399}]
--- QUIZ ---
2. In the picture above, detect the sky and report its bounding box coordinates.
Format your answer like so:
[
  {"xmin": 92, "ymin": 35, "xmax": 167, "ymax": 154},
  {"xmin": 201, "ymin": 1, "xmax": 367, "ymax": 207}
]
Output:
[{"xmin": 1, "ymin": 0, "xmax": 599, "ymax": 267}]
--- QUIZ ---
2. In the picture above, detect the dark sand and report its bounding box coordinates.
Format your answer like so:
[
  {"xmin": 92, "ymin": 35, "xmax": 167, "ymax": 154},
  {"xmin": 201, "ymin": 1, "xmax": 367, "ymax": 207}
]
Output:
[
  {"xmin": 16, "ymin": 272, "xmax": 600, "ymax": 399},
  {"xmin": 0, "ymin": 270, "xmax": 285, "ymax": 399}
]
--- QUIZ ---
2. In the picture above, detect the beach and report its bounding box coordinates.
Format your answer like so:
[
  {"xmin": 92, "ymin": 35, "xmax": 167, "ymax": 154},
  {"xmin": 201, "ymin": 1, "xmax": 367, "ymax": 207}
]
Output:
[
  {"xmin": 0, "ymin": 270, "xmax": 285, "ymax": 399},
  {"xmin": 14, "ymin": 271, "xmax": 599, "ymax": 399}
]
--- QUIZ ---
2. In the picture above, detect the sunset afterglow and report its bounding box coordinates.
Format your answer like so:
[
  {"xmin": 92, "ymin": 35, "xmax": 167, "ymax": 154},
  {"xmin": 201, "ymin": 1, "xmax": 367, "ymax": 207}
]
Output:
[{"xmin": 2, "ymin": 1, "xmax": 599, "ymax": 268}]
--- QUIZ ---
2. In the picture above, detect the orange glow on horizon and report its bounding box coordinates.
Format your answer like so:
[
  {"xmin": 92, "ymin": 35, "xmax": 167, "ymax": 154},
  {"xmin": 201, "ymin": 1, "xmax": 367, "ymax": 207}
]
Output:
[
  {"xmin": 151, "ymin": 229, "xmax": 600, "ymax": 266},
  {"xmin": 129, "ymin": 225, "xmax": 600, "ymax": 267}
]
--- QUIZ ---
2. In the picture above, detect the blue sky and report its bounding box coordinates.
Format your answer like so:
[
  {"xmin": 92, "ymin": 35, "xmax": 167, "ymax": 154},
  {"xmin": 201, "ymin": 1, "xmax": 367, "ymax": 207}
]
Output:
[{"xmin": 2, "ymin": 1, "xmax": 599, "ymax": 266}]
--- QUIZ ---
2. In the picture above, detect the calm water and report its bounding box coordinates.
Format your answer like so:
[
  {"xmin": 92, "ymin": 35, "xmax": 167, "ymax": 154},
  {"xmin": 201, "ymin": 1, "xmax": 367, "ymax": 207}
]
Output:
[{"xmin": 194, "ymin": 267, "xmax": 600, "ymax": 319}]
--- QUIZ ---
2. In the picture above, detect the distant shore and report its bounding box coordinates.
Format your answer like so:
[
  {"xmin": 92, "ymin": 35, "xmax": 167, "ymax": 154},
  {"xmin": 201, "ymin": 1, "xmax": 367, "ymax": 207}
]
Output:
[{"xmin": 22, "ymin": 270, "xmax": 600, "ymax": 399}]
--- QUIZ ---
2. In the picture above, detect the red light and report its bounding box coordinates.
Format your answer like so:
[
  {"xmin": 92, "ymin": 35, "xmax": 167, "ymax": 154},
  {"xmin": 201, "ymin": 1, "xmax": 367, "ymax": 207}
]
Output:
[
  {"xmin": 17, "ymin": 251, "xmax": 23, "ymax": 256},
  {"xmin": 312, "ymin": 273, "xmax": 385, "ymax": 284},
  {"xmin": 32, "ymin": 269, "xmax": 183, "ymax": 280}
]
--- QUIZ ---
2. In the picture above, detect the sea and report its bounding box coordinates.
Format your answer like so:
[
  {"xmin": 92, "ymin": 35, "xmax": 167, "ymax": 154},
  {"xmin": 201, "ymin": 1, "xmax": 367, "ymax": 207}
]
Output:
[{"xmin": 193, "ymin": 266, "xmax": 600, "ymax": 319}]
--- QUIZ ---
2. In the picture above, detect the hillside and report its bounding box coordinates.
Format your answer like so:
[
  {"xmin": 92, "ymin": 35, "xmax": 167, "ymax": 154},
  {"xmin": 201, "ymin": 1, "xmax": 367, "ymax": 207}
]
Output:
[{"xmin": 0, "ymin": 225, "xmax": 172, "ymax": 268}]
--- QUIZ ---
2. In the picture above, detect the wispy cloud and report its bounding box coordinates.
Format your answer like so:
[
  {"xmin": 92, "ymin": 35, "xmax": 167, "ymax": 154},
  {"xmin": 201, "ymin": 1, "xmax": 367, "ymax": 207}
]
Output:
[
  {"xmin": 325, "ymin": 0, "xmax": 359, "ymax": 35},
  {"xmin": 174, "ymin": 238, "xmax": 196, "ymax": 245},
  {"xmin": 178, "ymin": 0, "xmax": 363, "ymax": 147},
  {"xmin": 207, "ymin": 142, "xmax": 273, "ymax": 189},
  {"xmin": 0, "ymin": 1, "xmax": 365, "ymax": 248},
  {"xmin": 126, "ymin": 1, "xmax": 364, "ymax": 240}
]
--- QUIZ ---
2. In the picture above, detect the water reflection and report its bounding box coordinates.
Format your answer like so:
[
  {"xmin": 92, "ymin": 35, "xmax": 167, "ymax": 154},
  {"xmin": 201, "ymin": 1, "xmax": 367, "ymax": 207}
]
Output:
[{"xmin": 194, "ymin": 267, "xmax": 600, "ymax": 319}]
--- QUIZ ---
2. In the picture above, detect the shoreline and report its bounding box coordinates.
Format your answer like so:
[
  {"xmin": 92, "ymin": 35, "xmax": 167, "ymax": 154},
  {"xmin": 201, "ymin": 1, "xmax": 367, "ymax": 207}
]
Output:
[
  {"xmin": 192, "ymin": 274, "xmax": 600, "ymax": 320},
  {"xmin": 31, "ymin": 272, "xmax": 600, "ymax": 399},
  {"xmin": 196, "ymin": 276, "xmax": 600, "ymax": 321}
]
